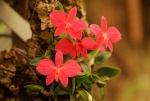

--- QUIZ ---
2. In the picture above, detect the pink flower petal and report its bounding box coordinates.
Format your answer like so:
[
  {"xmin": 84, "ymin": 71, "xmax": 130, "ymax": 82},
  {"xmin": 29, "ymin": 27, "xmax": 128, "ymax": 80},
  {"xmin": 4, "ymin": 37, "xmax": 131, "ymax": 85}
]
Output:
[
  {"xmin": 70, "ymin": 20, "xmax": 87, "ymax": 39},
  {"xmin": 76, "ymin": 44, "xmax": 81, "ymax": 57},
  {"xmin": 90, "ymin": 24, "xmax": 102, "ymax": 38},
  {"xmin": 67, "ymin": 7, "xmax": 77, "ymax": 23},
  {"xmin": 55, "ymin": 51, "xmax": 63, "ymax": 67},
  {"xmin": 107, "ymin": 27, "xmax": 122, "ymax": 43},
  {"xmin": 54, "ymin": 27, "xmax": 65, "ymax": 37},
  {"xmin": 82, "ymin": 37, "xmax": 96, "ymax": 50},
  {"xmin": 101, "ymin": 16, "xmax": 107, "ymax": 32},
  {"xmin": 59, "ymin": 72, "xmax": 68, "ymax": 87},
  {"xmin": 75, "ymin": 30, "xmax": 82, "ymax": 40},
  {"xmin": 50, "ymin": 10, "xmax": 66, "ymax": 27},
  {"xmin": 36, "ymin": 59, "xmax": 56, "ymax": 75},
  {"xmin": 69, "ymin": 29, "xmax": 77, "ymax": 39},
  {"xmin": 80, "ymin": 46, "xmax": 87, "ymax": 58},
  {"xmin": 99, "ymin": 45, "xmax": 106, "ymax": 52},
  {"xmin": 46, "ymin": 70, "xmax": 55, "ymax": 86},
  {"xmin": 55, "ymin": 38, "xmax": 74, "ymax": 54},
  {"xmin": 107, "ymin": 41, "xmax": 113, "ymax": 52},
  {"xmin": 94, "ymin": 36, "xmax": 103, "ymax": 49},
  {"xmin": 61, "ymin": 60, "xmax": 81, "ymax": 77},
  {"xmin": 72, "ymin": 19, "xmax": 87, "ymax": 32},
  {"xmin": 69, "ymin": 46, "xmax": 77, "ymax": 59}
]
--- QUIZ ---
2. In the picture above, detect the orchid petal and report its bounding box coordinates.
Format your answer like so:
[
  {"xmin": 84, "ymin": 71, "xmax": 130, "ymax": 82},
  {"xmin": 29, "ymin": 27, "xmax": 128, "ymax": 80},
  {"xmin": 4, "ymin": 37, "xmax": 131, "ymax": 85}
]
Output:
[
  {"xmin": 46, "ymin": 70, "xmax": 55, "ymax": 86},
  {"xmin": 101, "ymin": 16, "xmax": 107, "ymax": 32},
  {"xmin": 94, "ymin": 36, "xmax": 103, "ymax": 49},
  {"xmin": 55, "ymin": 51, "xmax": 63, "ymax": 67},
  {"xmin": 36, "ymin": 59, "xmax": 56, "ymax": 75},
  {"xmin": 69, "ymin": 29, "xmax": 77, "ymax": 40},
  {"xmin": 107, "ymin": 27, "xmax": 122, "ymax": 43},
  {"xmin": 67, "ymin": 7, "xmax": 77, "ymax": 23},
  {"xmin": 99, "ymin": 44, "xmax": 106, "ymax": 52},
  {"xmin": 72, "ymin": 19, "xmax": 87, "ymax": 32},
  {"xmin": 107, "ymin": 41, "xmax": 113, "ymax": 52},
  {"xmin": 75, "ymin": 30, "xmax": 82, "ymax": 40},
  {"xmin": 82, "ymin": 37, "xmax": 96, "ymax": 50},
  {"xmin": 55, "ymin": 38, "xmax": 74, "ymax": 54},
  {"xmin": 61, "ymin": 60, "xmax": 81, "ymax": 77},
  {"xmin": 69, "ymin": 46, "xmax": 76, "ymax": 59},
  {"xmin": 76, "ymin": 44, "xmax": 81, "ymax": 57},
  {"xmin": 80, "ymin": 46, "xmax": 87, "ymax": 58},
  {"xmin": 59, "ymin": 72, "xmax": 68, "ymax": 87},
  {"xmin": 50, "ymin": 10, "xmax": 66, "ymax": 27},
  {"xmin": 70, "ymin": 19, "xmax": 87, "ymax": 39},
  {"xmin": 90, "ymin": 24, "xmax": 102, "ymax": 38},
  {"xmin": 54, "ymin": 27, "xmax": 65, "ymax": 37}
]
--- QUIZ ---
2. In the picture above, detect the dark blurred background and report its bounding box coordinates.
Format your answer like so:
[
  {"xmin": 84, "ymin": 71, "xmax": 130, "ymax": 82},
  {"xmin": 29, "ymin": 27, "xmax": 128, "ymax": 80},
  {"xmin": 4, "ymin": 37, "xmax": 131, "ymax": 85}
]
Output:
[{"xmin": 0, "ymin": 0, "xmax": 150, "ymax": 101}]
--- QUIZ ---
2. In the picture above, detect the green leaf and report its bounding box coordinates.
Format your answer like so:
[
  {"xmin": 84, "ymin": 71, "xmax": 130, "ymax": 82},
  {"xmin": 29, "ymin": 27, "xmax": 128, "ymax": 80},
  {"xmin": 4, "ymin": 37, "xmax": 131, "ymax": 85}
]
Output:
[
  {"xmin": 24, "ymin": 84, "xmax": 52, "ymax": 96},
  {"xmin": 57, "ymin": 1, "xmax": 64, "ymax": 11},
  {"xmin": 100, "ymin": 86, "xmax": 106, "ymax": 99},
  {"xmin": 40, "ymin": 90, "xmax": 52, "ymax": 96},
  {"xmin": 87, "ymin": 49, "xmax": 99, "ymax": 60},
  {"xmin": 97, "ymin": 66, "xmax": 121, "ymax": 77},
  {"xmin": 82, "ymin": 83, "xmax": 91, "ymax": 90},
  {"xmin": 30, "ymin": 57, "xmax": 43, "ymax": 66},
  {"xmin": 75, "ymin": 73, "xmax": 89, "ymax": 84},
  {"xmin": 83, "ymin": 75, "xmax": 93, "ymax": 84},
  {"xmin": 50, "ymin": 83, "xmax": 56, "ymax": 95},
  {"xmin": 91, "ymin": 74, "xmax": 106, "ymax": 88},
  {"xmin": 96, "ymin": 81, "xmax": 106, "ymax": 88},
  {"xmin": 77, "ymin": 89, "xmax": 96, "ymax": 101},
  {"xmin": 99, "ymin": 76, "xmax": 109, "ymax": 81},
  {"xmin": 79, "ymin": 61, "xmax": 91, "ymax": 74},
  {"xmin": 72, "ymin": 78, "xmax": 75, "ymax": 94},
  {"xmin": 94, "ymin": 52, "xmax": 111, "ymax": 64},
  {"xmin": 82, "ymin": 83, "xmax": 92, "ymax": 94},
  {"xmin": 86, "ymin": 85, "xmax": 92, "ymax": 95},
  {"xmin": 48, "ymin": 29, "xmax": 54, "ymax": 44},
  {"xmin": 44, "ymin": 50, "xmax": 51, "ymax": 58},
  {"xmin": 64, "ymin": 55, "xmax": 72, "ymax": 63},
  {"xmin": 24, "ymin": 84, "xmax": 44, "ymax": 91},
  {"xmin": 91, "ymin": 73, "xmax": 100, "ymax": 83},
  {"xmin": 70, "ymin": 94, "xmax": 78, "ymax": 101},
  {"xmin": 59, "ymin": 33, "xmax": 65, "ymax": 38},
  {"xmin": 76, "ymin": 83, "xmax": 81, "ymax": 89},
  {"xmin": 54, "ymin": 85, "xmax": 71, "ymax": 95},
  {"xmin": 76, "ymin": 61, "xmax": 92, "ymax": 85}
]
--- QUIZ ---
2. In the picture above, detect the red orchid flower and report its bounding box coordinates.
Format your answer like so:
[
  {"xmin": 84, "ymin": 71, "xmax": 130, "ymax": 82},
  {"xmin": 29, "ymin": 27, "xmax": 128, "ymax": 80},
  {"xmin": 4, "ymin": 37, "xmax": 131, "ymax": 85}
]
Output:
[
  {"xmin": 49, "ymin": 7, "xmax": 87, "ymax": 40},
  {"xmin": 55, "ymin": 38, "xmax": 96, "ymax": 59},
  {"xmin": 90, "ymin": 16, "xmax": 122, "ymax": 52},
  {"xmin": 36, "ymin": 51, "xmax": 81, "ymax": 87}
]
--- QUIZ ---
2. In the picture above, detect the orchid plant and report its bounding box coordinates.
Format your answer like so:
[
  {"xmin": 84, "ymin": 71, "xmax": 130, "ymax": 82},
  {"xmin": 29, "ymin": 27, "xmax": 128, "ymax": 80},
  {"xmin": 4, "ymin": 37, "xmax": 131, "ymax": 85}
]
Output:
[{"xmin": 25, "ymin": 3, "xmax": 122, "ymax": 101}]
